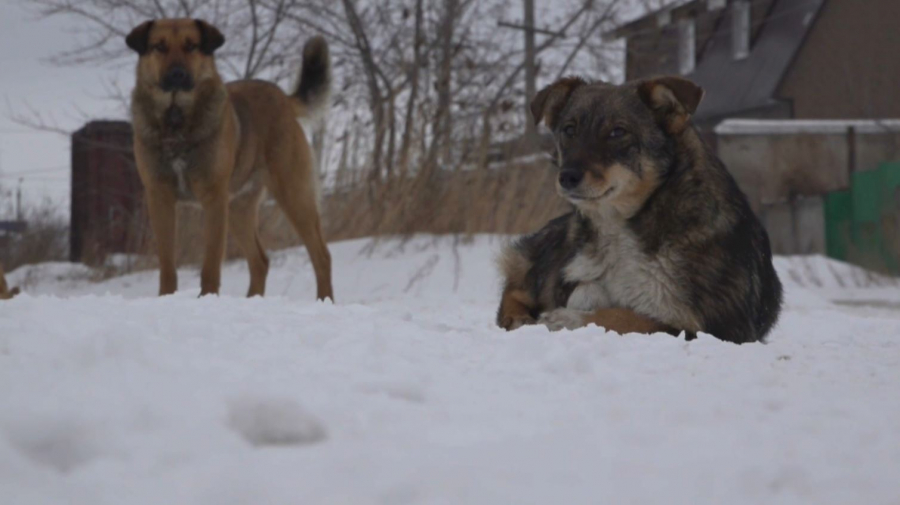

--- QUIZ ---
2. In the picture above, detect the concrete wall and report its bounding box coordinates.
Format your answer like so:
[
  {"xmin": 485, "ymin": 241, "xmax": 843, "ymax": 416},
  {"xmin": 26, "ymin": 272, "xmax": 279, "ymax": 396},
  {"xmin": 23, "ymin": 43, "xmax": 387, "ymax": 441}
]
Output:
[
  {"xmin": 716, "ymin": 120, "xmax": 900, "ymax": 255},
  {"xmin": 718, "ymin": 132, "xmax": 849, "ymax": 211},
  {"xmin": 761, "ymin": 197, "xmax": 825, "ymax": 255}
]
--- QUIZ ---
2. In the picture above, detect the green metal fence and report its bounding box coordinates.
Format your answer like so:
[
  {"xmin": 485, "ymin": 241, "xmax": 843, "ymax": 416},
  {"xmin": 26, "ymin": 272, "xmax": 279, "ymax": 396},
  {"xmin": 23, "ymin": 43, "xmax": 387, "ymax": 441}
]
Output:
[{"xmin": 825, "ymin": 162, "xmax": 900, "ymax": 273}]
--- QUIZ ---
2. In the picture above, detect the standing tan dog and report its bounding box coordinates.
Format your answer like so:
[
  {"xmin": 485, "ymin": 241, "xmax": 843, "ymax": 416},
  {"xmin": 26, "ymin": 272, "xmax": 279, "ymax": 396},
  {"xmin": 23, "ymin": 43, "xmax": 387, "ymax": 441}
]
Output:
[{"xmin": 126, "ymin": 19, "xmax": 333, "ymax": 300}]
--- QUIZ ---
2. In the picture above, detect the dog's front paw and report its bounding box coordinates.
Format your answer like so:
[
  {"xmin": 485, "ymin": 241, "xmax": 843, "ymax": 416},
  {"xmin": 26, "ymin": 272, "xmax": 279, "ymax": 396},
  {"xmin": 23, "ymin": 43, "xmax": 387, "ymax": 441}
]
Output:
[
  {"xmin": 538, "ymin": 308, "xmax": 591, "ymax": 331},
  {"xmin": 500, "ymin": 314, "xmax": 537, "ymax": 331}
]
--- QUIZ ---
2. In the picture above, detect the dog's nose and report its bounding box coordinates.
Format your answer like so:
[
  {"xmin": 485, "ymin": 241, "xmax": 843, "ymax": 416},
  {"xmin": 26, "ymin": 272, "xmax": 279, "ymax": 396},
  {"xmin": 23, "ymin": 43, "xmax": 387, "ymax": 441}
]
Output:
[
  {"xmin": 558, "ymin": 169, "xmax": 584, "ymax": 190},
  {"xmin": 162, "ymin": 66, "xmax": 192, "ymax": 90}
]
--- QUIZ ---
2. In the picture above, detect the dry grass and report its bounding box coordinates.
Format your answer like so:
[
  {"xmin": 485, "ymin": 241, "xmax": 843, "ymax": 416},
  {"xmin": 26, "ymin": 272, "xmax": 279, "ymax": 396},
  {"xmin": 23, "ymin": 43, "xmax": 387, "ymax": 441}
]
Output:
[
  {"xmin": 161, "ymin": 157, "xmax": 568, "ymax": 266},
  {"xmin": 0, "ymin": 200, "xmax": 68, "ymax": 272},
  {"xmin": 321, "ymin": 159, "xmax": 568, "ymax": 241},
  {"xmin": 6, "ymin": 158, "xmax": 568, "ymax": 281}
]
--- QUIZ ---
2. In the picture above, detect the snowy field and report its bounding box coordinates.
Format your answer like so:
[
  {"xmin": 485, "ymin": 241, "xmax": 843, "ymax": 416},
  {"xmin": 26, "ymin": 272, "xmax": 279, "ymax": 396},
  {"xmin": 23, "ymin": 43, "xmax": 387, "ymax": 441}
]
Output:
[{"xmin": 2, "ymin": 235, "xmax": 900, "ymax": 504}]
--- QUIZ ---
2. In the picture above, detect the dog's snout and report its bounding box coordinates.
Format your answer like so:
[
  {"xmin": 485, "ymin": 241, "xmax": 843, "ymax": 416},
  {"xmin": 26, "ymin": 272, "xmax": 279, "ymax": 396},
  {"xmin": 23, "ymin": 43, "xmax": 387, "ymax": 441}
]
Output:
[
  {"xmin": 558, "ymin": 169, "xmax": 584, "ymax": 190},
  {"xmin": 162, "ymin": 66, "xmax": 193, "ymax": 91}
]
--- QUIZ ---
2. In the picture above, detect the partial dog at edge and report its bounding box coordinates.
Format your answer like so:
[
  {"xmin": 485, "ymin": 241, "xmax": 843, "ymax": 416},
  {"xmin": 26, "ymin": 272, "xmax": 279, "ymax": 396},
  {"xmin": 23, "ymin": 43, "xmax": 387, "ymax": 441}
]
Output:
[
  {"xmin": 496, "ymin": 75, "xmax": 782, "ymax": 344},
  {"xmin": 0, "ymin": 263, "xmax": 20, "ymax": 300},
  {"xmin": 126, "ymin": 19, "xmax": 333, "ymax": 300}
]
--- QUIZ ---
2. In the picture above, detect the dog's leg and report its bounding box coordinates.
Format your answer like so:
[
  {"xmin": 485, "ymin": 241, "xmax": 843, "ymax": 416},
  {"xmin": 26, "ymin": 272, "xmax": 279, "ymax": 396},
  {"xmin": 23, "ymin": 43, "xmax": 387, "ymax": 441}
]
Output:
[
  {"xmin": 228, "ymin": 191, "xmax": 269, "ymax": 297},
  {"xmin": 540, "ymin": 307, "xmax": 673, "ymax": 335},
  {"xmin": 277, "ymin": 193, "xmax": 333, "ymax": 301},
  {"xmin": 498, "ymin": 288, "xmax": 537, "ymax": 330},
  {"xmin": 267, "ymin": 169, "xmax": 333, "ymax": 302},
  {"xmin": 198, "ymin": 188, "xmax": 229, "ymax": 296},
  {"xmin": 584, "ymin": 308, "xmax": 673, "ymax": 334},
  {"xmin": 0, "ymin": 283, "xmax": 17, "ymax": 300},
  {"xmin": 297, "ymin": 213, "xmax": 333, "ymax": 301},
  {"xmin": 0, "ymin": 264, "xmax": 13, "ymax": 300},
  {"xmin": 146, "ymin": 185, "xmax": 178, "ymax": 295},
  {"xmin": 496, "ymin": 245, "xmax": 537, "ymax": 330}
]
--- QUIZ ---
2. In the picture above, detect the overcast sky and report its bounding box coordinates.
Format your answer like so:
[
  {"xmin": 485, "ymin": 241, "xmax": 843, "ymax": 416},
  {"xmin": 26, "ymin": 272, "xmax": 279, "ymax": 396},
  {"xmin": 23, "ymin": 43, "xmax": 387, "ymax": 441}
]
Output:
[{"xmin": 0, "ymin": 0, "xmax": 129, "ymax": 217}]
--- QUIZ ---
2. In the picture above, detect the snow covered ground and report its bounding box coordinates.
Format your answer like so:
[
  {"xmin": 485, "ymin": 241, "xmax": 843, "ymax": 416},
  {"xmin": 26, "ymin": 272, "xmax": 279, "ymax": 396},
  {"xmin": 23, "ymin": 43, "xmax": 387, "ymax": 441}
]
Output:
[{"xmin": 2, "ymin": 235, "xmax": 900, "ymax": 504}]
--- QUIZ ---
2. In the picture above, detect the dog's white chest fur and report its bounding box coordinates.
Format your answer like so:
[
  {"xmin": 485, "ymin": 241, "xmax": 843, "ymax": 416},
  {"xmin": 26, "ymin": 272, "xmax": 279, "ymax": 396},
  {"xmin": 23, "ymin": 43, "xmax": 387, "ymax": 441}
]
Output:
[
  {"xmin": 563, "ymin": 219, "xmax": 696, "ymax": 329},
  {"xmin": 172, "ymin": 158, "xmax": 190, "ymax": 197},
  {"xmin": 170, "ymin": 158, "xmax": 202, "ymax": 206}
]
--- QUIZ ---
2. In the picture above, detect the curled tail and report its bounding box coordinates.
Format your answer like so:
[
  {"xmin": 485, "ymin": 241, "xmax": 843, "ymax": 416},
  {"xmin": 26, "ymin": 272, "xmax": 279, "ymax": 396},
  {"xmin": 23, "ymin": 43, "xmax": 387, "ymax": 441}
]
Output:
[{"xmin": 291, "ymin": 36, "xmax": 331, "ymax": 123}]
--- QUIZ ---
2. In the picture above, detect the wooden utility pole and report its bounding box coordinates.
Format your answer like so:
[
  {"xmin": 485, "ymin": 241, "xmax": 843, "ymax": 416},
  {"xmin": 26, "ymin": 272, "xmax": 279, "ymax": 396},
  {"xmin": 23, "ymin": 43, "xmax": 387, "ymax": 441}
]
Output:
[
  {"xmin": 498, "ymin": 0, "xmax": 566, "ymax": 141},
  {"xmin": 523, "ymin": 0, "xmax": 537, "ymax": 139},
  {"xmin": 16, "ymin": 178, "xmax": 22, "ymax": 221}
]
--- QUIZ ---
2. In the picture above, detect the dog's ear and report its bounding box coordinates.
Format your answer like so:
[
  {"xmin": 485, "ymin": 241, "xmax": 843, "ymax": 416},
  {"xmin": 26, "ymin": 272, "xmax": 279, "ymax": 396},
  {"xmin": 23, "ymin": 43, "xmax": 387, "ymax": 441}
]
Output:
[
  {"xmin": 638, "ymin": 76, "xmax": 704, "ymax": 134},
  {"xmin": 194, "ymin": 19, "xmax": 225, "ymax": 55},
  {"xmin": 126, "ymin": 20, "xmax": 155, "ymax": 55},
  {"xmin": 531, "ymin": 76, "xmax": 586, "ymax": 130}
]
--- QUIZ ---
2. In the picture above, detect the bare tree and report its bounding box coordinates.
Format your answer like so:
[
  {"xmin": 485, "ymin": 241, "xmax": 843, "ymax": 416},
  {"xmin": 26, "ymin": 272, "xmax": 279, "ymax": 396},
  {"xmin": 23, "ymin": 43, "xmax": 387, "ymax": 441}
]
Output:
[
  {"xmin": 423, "ymin": 0, "xmax": 461, "ymax": 173},
  {"xmin": 18, "ymin": 0, "xmax": 640, "ymax": 183},
  {"xmin": 397, "ymin": 0, "xmax": 424, "ymax": 175}
]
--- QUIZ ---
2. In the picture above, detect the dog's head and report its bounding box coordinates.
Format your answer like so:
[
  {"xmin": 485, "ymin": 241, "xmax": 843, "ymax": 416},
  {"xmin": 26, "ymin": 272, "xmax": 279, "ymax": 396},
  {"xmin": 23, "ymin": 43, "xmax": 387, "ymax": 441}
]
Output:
[
  {"xmin": 532, "ymin": 75, "xmax": 704, "ymax": 217},
  {"xmin": 126, "ymin": 18, "xmax": 224, "ymax": 93}
]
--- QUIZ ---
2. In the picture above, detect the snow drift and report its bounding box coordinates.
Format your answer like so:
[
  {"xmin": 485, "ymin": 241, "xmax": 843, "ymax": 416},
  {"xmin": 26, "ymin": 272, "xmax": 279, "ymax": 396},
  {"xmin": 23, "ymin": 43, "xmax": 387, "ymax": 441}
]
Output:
[{"xmin": 1, "ymin": 236, "xmax": 899, "ymax": 504}]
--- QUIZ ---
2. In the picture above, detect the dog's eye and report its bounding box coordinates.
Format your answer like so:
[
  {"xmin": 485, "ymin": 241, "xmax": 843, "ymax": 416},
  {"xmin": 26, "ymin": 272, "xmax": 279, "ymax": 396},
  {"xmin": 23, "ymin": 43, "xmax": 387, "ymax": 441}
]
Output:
[
  {"xmin": 152, "ymin": 42, "xmax": 168, "ymax": 53},
  {"xmin": 608, "ymin": 127, "xmax": 627, "ymax": 139},
  {"xmin": 562, "ymin": 124, "xmax": 576, "ymax": 138},
  {"xmin": 184, "ymin": 42, "xmax": 197, "ymax": 53}
]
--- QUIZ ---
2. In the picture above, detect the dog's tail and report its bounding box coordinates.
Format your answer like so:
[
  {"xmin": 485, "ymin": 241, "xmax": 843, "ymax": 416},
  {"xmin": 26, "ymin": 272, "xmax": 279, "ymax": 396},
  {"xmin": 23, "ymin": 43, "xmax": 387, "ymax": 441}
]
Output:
[{"xmin": 290, "ymin": 36, "xmax": 331, "ymax": 123}]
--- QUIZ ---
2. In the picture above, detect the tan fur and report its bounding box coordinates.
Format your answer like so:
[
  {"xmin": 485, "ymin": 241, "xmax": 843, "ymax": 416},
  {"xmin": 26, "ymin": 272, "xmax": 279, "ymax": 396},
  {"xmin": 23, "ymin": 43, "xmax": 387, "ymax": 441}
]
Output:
[
  {"xmin": 498, "ymin": 289, "xmax": 536, "ymax": 331},
  {"xmin": 496, "ymin": 247, "xmax": 536, "ymax": 330},
  {"xmin": 538, "ymin": 306, "xmax": 674, "ymax": 334},
  {"xmin": 129, "ymin": 19, "xmax": 333, "ymax": 300},
  {"xmin": 0, "ymin": 263, "xmax": 19, "ymax": 300},
  {"xmin": 567, "ymin": 162, "xmax": 663, "ymax": 220},
  {"xmin": 612, "ymin": 162, "xmax": 661, "ymax": 218},
  {"xmin": 530, "ymin": 76, "xmax": 588, "ymax": 128},
  {"xmin": 638, "ymin": 76, "xmax": 705, "ymax": 135},
  {"xmin": 582, "ymin": 308, "xmax": 670, "ymax": 334},
  {"xmin": 498, "ymin": 246, "xmax": 530, "ymax": 285}
]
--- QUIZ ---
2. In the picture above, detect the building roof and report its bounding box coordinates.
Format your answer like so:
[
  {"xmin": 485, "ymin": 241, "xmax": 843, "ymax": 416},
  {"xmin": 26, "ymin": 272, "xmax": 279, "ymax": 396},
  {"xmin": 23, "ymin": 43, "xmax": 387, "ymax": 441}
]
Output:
[
  {"xmin": 605, "ymin": 0, "xmax": 694, "ymax": 40},
  {"xmin": 607, "ymin": 0, "xmax": 826, "ymax": 123},
  {"xmin": 690, "ymin": 0, "xmax": 825, "ymax": 122},
  {"xmin": 715, "ymin": 118, "xmax": 900, "ymax": 135}
]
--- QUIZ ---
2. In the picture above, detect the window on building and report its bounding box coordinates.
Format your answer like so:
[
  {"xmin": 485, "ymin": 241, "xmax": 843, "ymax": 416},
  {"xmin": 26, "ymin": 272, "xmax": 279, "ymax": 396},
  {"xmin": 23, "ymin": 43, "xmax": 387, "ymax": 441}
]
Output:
[
  {"xmin": 732, "ymin": 0, "xmax": 751, "ymax": 60},
  {"xmin": 678, "ymin": 18, "xmax": 696, "ymax": 74},
  {"xmin": 707, "ymin": 0, "xmax": 726, "ymax": 10}
]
